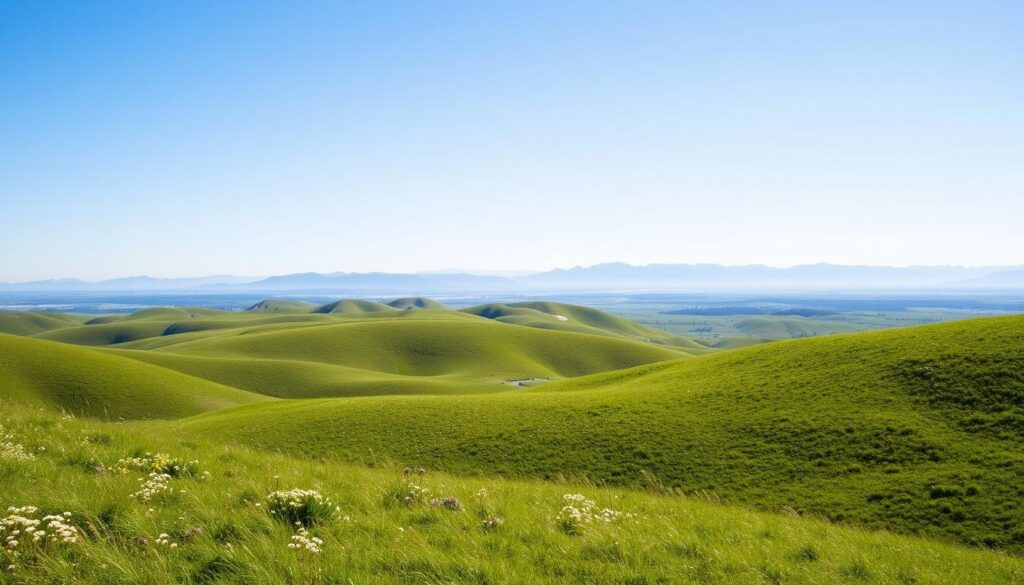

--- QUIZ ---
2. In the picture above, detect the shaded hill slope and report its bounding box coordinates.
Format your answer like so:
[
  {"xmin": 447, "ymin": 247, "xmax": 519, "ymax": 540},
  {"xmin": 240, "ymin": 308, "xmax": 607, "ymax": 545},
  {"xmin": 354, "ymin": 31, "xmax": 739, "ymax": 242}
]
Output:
[{"xmin": 180, "ymin": 315, "xmax": 1024, "ymax": 551}]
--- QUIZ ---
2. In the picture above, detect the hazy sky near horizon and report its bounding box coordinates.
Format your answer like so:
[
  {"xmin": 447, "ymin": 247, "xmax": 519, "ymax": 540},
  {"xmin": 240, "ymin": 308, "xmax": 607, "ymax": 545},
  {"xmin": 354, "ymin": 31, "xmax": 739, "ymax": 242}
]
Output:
[{"xmin": 1, "ymin": 1, "xmax": 1022, "ymax": 281}]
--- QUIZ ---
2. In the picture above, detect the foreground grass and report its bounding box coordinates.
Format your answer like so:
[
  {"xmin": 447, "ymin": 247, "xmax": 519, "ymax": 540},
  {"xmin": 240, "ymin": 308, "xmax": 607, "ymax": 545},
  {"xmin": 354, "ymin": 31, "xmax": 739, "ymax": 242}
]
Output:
[
  {"xmin": 2, "ymin": 404, "xmax": 1023, "ymax": 584},
  {"xmin": 181, "ymin": 315, "xmax": 1024, "ymax": 552}
]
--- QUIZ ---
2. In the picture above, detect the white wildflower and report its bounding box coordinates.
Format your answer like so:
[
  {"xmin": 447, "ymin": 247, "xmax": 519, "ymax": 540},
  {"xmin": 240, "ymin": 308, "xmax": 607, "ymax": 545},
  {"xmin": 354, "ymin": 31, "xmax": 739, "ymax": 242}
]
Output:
[
  {"xmin": 288, "ymin": 527, "xmax": 323, "ymax": 554},
  {"xmin": 131, "ymin": 473, "xmax": 175, "ymax": 503},
  {"xmin": 556, "ymin": 494, "xmax": 629, "ymax": 534}
]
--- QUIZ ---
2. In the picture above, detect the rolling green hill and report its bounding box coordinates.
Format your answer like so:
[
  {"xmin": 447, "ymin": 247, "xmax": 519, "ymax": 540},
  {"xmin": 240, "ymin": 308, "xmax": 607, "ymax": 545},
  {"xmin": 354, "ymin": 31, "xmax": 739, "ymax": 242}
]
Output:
[
  {"xmin": 0, "ymin": 302, "xmax": 694, "ymax": 397},
  {"xmin": 142, "ymin": 318, "xmax": 687, "ymax": 384},
  {"xmin": 388, "ymin": 296, "xmax": 448, "ymax": 310},
  {"xmin": 733, "ymin": 316, "xmax": 860, "ymax": 339},
  {"xmin": 0, "ymin": 333, "xmax": 267, "ymax": 419},
  {"xmin": 246, "ymin": 299, "xmax": 322, "ymax": 312},
  {"xmin": 36, "ymin": 320, "xmax": 179, "ymax": 346},
  {"xmin": 315, "ymin": 299, "xmax": 396, "ymax": 314},
  {"xmin": 0, "ymin": 311, "xmax": 88, "ymax": 336},
  {"xmin": 462, "ymin": 301, "xmax": 713, "ymax": 351},
  {"xmin": 180, "ymin": 315, "xmax": 1024, "ymax": 551},
  {"xmin": 103, "ymin": 350, "xmax": 522, "ymax": 397}
]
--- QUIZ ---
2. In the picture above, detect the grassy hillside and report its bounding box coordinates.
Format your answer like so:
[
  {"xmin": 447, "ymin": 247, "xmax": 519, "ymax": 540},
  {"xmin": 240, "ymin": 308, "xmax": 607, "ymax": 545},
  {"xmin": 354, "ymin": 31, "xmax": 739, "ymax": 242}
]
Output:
[
  {"xmin": 246, "ymin": 299, "xmax": 322, "ymax": 312},
  {"xmin": 462, "ymin": 301, "xmax": 713, "ymax": 352},
  {"xmin": 103, "ymin": 350, "xmax": 516, "ymax": 397},
  {"xmin": 0, "ymin": 334, "xmax": 267, "ymax": 419},
  {"xmin": 1, "ymin": 402, "xmax": 1020, "ymax": 584},
  {"xmin": 733, "ymin": 316, "xmax": 860, "ymax": 339},
  {"xmin": 388, "ymin": 296, "xmax": 448, "ymax": 310},
  {"xmin": 182, "ymin": 316, "xmax": 1024, "ymax": 551},
  {"xmin": 0, "ymin": 302, "xmax": 693, "ymax": 398},
  {"xmin": 315, "ymin": 299, "xmax": 396, "ymax": 314},
  {"xmin": 149, "ymin": 319, "xmax": 686, "ymax": 381},
  {"xmin": 0, "ymin": 311, "xmax": 87, "ymax": 336}
]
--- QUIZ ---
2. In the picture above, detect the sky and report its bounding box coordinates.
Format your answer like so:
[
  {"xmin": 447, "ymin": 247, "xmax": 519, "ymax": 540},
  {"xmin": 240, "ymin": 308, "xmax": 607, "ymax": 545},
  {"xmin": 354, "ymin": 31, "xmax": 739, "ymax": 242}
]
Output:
[{"xmin": 1, "ymin": 1, "xmax": 1022, "ymax": 281}]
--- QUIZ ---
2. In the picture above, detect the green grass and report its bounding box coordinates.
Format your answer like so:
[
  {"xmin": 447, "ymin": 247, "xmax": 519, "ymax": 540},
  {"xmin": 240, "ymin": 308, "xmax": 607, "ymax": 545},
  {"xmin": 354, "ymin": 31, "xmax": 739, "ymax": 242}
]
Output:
[
  {"xmin": 0, "ymin": 333, "xmax": 267, "ymax": 419},
  {"xmin": 1, "ymin": 302, "xmax": 693, "ymax": 401},
  {"xmin": 150, "ymin": 319, "xmax": 686, "ymax": 378},
  {"xmin": 101, "ymin": 351, "xmax": 518, "ymax": 397},
  {"xmin": 388, "ymin": 297, "xmax": 448, "ymax": 310},
  {"xmin": 0, "ymin": 312, "xmax": 88, "ymax": 336},
  {"xmin": 732, "ymin": 316, "xmax": 860, "ymax": 339},
  {"xmin": 246, "ymin": 299, "xmax": 323, "ymax": 312},
  {"xmin": 315, "ymin": 299, "xmax": 396, "ymax": 314},
  {"xmin": 1, "ymin": 403, "xmax": 1021, "ymax": 584},
  {"xmin": 179, "ymin": 315, "xmax": 1024, "ymax": 552},
  {"xmin": 462, "ymin": 301, "xmax": 714, "ymax": 351},
  {"xmin": 2, "ymin": 302, "xmax": 1022, "ymax": 559}
]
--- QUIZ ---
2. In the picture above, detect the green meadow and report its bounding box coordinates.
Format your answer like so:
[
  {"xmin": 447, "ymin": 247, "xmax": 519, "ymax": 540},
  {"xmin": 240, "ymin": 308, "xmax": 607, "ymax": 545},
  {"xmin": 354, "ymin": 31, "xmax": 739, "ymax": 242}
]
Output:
[{"xmin": 1, "ymin": 299, "xmax": 1022, "ymax": 583}]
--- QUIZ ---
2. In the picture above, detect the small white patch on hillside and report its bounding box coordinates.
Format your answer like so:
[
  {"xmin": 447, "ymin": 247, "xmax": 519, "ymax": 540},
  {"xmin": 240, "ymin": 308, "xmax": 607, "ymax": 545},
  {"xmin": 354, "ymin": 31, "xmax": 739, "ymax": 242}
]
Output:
[{"xmin": 553, "ymin": 314, "xmax": 569, "ymax": 321}]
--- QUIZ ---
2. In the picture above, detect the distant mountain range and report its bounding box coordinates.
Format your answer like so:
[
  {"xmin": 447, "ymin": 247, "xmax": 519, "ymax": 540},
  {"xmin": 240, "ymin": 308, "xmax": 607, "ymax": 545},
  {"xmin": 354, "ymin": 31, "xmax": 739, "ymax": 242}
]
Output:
[
  {"xmin": 517, "ymin": 263, "xmax": 1024, "ymax": 290},
  {"xmin": 3, "ymin": 263, "xmax": 1024, "ymax": 293}
]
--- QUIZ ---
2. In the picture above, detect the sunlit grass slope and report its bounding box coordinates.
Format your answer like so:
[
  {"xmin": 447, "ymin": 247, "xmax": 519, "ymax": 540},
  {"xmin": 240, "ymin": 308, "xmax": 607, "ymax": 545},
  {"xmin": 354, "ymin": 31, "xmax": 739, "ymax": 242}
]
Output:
[
  {"xmin": 0, "ymin": 311, "xmax": 88, "ymax": 336},
  {"xmin": 103, "ymin": 351, "xmax": 515, "ymax": 397},
  {"xmin": 150, "ymin": 319, "xmax": 687, "ymax": 380},
  {"xmin": 9, "ymin": 299, "xmax": 713, "ymax": 358},
  {"xmin": 733, "ymin": 316, "xmax": 860, "ymax": 339},
  {"xmin": 462, "ymin": 301, "xmax": 713, "ymax": 352},
  {"xmin": 315, "ymin": 299, "xmax": 396, "ymax": 314},
  {"xmin": 1, "ymin": 403, "xmax": 1021, "ymax": 584},
  {"xmin": 0, "ymin": 301, "xmax": 694, "ymax": 397},
  {"xmin": 182, "ymin": 316, "xmax": 1024, "ymax": 551},
  {"xmin": 388, "ymin": 296, "xmax": 448, "ymax": 310},
  {"xmin": 0, "ymin": 333, "xmax": 268, "ymax": 419},
  {"xmin": 246, "ymin": 299, "xmax": 322, "ymax": 312}
]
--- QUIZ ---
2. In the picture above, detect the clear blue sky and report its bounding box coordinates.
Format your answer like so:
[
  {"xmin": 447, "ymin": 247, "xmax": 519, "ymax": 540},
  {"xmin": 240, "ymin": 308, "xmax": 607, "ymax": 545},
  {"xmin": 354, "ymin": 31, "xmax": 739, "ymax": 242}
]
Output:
[{"xmin": 1, "ymin": 1, "xmax": 1021, "ymax": 281}]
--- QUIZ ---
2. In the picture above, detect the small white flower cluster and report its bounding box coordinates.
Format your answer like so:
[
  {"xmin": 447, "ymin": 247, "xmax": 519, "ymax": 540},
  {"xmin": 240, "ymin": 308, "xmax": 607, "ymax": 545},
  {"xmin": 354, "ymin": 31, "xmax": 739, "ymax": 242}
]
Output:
[
  {"xmin": 402, "ymin": 483, "xmax": 431, "ymax": 505},
  {"xmin": 287, "ymin": 525, "xmax": 323, "ymax": 554},
  {"xmin": 475, "ymin": 488, "xmax": 489, "ymax": 498},
  {"xmin": 155, "ymin": 533, "xmax": 178, "ymax": 549},
  {"xmin": 429, "ymin": 496, "xmax": 464, "ymax": 511},
  {"xmin": 0, "ymin": 425, "xmax": 35, "ymax": 462},
  {"xmin": 481, "ymin": 516, "xmax": 504, "ymax": 531},
  {"xmin": 266, "ymin": 489, "xmax": 338, "ymax": 527},
  {"xmin": 1, "ymin": 506, "xmax": 79, "ymax": 570},
  {"xmin": 556, "ymin": 494, "xmax": 629, "ymax": 534},
  {"xmin": 131, "ymin": 473, "xmax": 175, "ymax": 503}
]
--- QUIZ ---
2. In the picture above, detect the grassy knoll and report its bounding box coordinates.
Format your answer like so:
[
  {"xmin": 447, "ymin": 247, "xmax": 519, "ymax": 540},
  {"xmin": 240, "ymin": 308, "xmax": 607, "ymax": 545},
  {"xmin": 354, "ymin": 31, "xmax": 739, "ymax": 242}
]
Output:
[
  {"xmin": 1, "ymin": 403, "xmax": 1021, "ymax": 584},
  {"xmin": 151, "ymin": 319, "xmax": 686, "ymax": 379},
  {"xmin": 0, "ymin": 312, "xmax": 88, "ymax": 336},
  {"xmin": 0, "ymin": 302, "xmax": 693, "ymax": 398},
  {"xmin": 181, "ymin": 316, "xmax": 1024, "ymax": 552},
  {"xmin": 462, "ymin": 301, "xmax": 713, "ymax": 351},
  {"xmin": 0, "ymin": 334, "xmax": 267, "ymax": 419},
  {"xmin": 315, "ymin": 299, "xmax": 396, "ymax": 314},
  {"xmin": 102, "ymin": 351, "xmax": 514, "ymax": 398},
  {"xmin": 388, "ymin": 297, "xmax": 448, "ymax": 310},
  {"xmin": 102, "ymin": 320, "xmax": 683, "ymax": 397}
]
